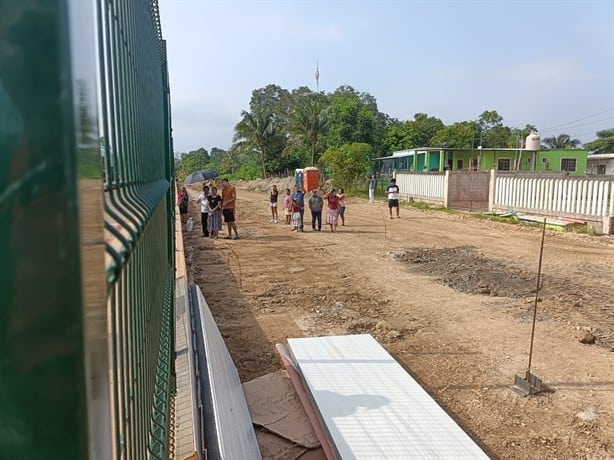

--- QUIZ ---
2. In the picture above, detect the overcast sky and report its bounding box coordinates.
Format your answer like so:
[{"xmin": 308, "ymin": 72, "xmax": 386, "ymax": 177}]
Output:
[{"xmin": 158, "ymin": 0, "xmax": 614, "ymax": 153}]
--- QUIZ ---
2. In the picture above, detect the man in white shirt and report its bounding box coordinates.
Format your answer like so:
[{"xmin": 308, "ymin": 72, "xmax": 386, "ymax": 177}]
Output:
[
  {"xmin": 386, "ymin": 178, "xmax": 400, "ymax": 219},
  {"xmin": 198, "ymin": 184, "xmax": 211, "ymax": 236}
]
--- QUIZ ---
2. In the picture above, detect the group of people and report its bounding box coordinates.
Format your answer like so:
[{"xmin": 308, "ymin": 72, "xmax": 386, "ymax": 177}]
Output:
[
  {"xmin": 269, "ymin": 185, "xmax": 347, "ymax": 233},
  {"xmin": 193, "ymin": 178, "xmax": 240, "ymax": 239},
  {"xmin": 179, "ymin": 174, "xmax": 401, "ymax": 241}
]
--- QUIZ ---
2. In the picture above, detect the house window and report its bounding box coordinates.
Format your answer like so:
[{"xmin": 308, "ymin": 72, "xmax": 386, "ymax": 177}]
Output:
[
  {"xmin": 561, "ymin": 158, "xmax": 577, "ymax": 172},
  {"xmin": 497, "ymin": 158, "xmax": 511, "ymax": 171},
  {"xmin": 597, "ymin": 165, "xmax": 606, "ymax": 175},
  {"xmin": 457, "ymin": 159, "xmax": 463, "ymax": 170},
  {"xmin": 470, "ymin": 158, "xmax": 478, "ymax": 171}
]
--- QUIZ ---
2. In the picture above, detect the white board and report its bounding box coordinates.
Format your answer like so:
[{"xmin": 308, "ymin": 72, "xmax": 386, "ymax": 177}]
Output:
[
  {"xmin": 288, "ymin": 334, "xmax": 488, "ymax": 459},
  {"xmin": 195, "ymin": 287, "xmax": 261, "ymax": 459}
]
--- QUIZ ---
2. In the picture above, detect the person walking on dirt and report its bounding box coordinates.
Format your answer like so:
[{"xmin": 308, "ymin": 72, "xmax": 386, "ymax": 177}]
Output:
[
  {"xmin": 366, "ymin": 174, "xmax": 376, "ymax": 204},
  {"xmin": 308, "ymin": 189, "xmax": 323, "ymax": 231},
  {"xmin": 207, "ymin": 186, "xmax": 223, "ymax": 239},
  {"xmin": 291, "ymin": 185, "xmax": 305, "ymax": 232},
  {"xmin": 283, "ymin": 188, "xmax": 292, "ymax": 225},
  {"xmin": 337, "ymin": 188, "xmax": 347, "ymax": 226},
  {"xmin": 198, "ymin": 184, "xmax": 211, "ymax": 237},
  {"xmin": 324, "ymin": 188, "xmax": 340, "ymax": 233},
  {"xmin": 221, "ymin": 178, "xmax": 239, "ymax": 239},
  {"xmin": 269, "ymin": 184, "xmax": 279, "ymax": 223},
  {"xmin": 386, "ymin": 178, "xmax": 400, "ymax": 219}
]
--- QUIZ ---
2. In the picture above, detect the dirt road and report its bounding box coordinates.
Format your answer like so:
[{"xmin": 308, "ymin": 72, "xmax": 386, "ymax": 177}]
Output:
[{"xmin": 184, "ymin": 180, "xmax": 614, "ymax": 459}]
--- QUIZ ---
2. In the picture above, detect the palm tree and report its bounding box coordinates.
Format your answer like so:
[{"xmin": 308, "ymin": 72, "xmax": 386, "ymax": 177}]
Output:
[
  {"xmin": 233, "ymin": 110, "xmax": 277, "ymax": 177},
  {"xmin": 541, "ymin": 134, "xmax": 581, "ymax": 149},
  {"xmin": 289, "ymin": 99, "xmax": 329, "ymax": 166}
]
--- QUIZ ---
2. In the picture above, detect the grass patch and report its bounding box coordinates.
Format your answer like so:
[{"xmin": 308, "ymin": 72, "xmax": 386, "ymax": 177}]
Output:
[
  {"xmin": 565, "ymin": 223, "xmax": 594, "ymax": 235},
  {"xmin": 483, "ymin": 215, "xmax": 520, "ymax": 225},
  {"xmin": 408, "ymin": 200, "xmax": 431, "ymax": 210},
  {"xmin": 397, "ymin": 199, "xmax": 594, "ymax": 236}
]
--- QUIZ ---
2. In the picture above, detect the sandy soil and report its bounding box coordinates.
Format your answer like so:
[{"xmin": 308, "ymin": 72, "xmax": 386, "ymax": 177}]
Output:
[{"xmin": 184, "ymin": 179, "xmax": 614, "ymax": 459}]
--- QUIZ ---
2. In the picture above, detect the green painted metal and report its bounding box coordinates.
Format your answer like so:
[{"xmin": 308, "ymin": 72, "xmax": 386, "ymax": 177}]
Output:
[
  {"xmin": 0, "ymin": 0, "xmax": 174, "ymax": 458},
  {"xmin": 97, "ymin": 0, "xmax": 175, "ymax": 458},
  {"xmin": 0, "ymin": 1, "xmax": 88, "ymax": 458}
]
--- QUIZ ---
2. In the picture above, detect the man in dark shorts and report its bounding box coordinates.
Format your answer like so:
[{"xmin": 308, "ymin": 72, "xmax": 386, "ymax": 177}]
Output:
[
  {"xmin": 221, "ymin": 178, "xmax": 239, "ymax": 239},
  {"xmin": 386, "ymin": 178, "xmax": 400, "ymax": 219}
]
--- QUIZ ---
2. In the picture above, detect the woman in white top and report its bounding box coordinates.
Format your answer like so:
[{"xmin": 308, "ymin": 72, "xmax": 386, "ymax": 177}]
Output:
[{"xmin": 198, "ymin": 184, "xmax": 211, "ymax": 236}]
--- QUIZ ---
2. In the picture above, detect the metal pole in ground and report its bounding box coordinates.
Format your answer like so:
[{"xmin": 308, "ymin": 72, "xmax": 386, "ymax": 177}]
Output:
[
  {"xmin": 513, "ymin": 218, "xmax": 550, "ymax": 396},
  {"xmin": 527, "ymin": 218, "xmax": 547, "ymax": 374}
]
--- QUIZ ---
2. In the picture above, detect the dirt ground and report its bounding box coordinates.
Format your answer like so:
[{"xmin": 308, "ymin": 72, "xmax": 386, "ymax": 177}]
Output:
[{"xmin": 183, "ymin": 178, "xmax": 614, "ymax": 459}]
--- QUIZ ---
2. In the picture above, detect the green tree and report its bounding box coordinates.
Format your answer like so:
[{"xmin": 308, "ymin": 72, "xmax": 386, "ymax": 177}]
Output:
[
  {"xmin": 508, "ymin": 124, "xmax": 538, "ymax": 148},
  {"xmin": 325, "ymin": 86, "xmax": 379, "ymax": 148},
  {"xmin": 233, "ymin": 110, "xmax": 278, "ymax": 177},
  {"xmin": 320, "ymin": 142, "xmax": 372, "ymax": 188},
  {"xmin": 383, "ymin": 119, "xmax": 412, "ymax": 152},
  {"xmin": 208, "ymin": 147, "xmax": 227, "ymax": 172},
  {"xmin": 175, "ymin": 147, "xmax": 210, "ymax": 178},
  {"xmin": 250, "ymin": 84, "xmax": 292, "ymax": 134},
  {"xmin": 541, "ymin": 134, "xmax": 581, "ymax": 149},
  {"xmin": 289, "ymin": 96, "xmax": 329, "ymax": 166},
  {"xmin": 431, "ymin": 121, "xmax": 478, "ymax": 149},
  {"xmin": 482, "ymin": 125, "xmax": 512, "ymax": 148},
  {"xmin": 383, "ymin": 113, "xmax": 444, "ymax": 151},
  {"xmin": 410, "ymin": 113, "xmax": 445, "ymax": 147},
  {"xmin": 476, "ymin": 110, "xmax": 511, "ymax": 148},
  {"xmin": 478, "ymin": 110, "xmax": 503, "ymax": 131},
  {"xmin": 584, "ymin": 129, "xmax": 614, "ymax": 154}
]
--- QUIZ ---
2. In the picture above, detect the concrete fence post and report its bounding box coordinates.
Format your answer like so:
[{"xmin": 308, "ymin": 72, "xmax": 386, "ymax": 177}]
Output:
[
  {"xmin": 443, "ymin": 170, "xmax": 450, "ymax": 208},
  {"xmin": 604, "ymin": 181, "xmax": 614, "ymax": 235},
  {"xmin": 488, "ymin": 169, "xmax": 497, "ymax": 212}
]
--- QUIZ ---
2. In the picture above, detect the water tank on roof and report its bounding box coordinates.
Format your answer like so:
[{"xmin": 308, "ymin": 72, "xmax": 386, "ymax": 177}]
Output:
[{"xmin": 525, "ymin": 132, "xmax": 540, "ymax": 151}]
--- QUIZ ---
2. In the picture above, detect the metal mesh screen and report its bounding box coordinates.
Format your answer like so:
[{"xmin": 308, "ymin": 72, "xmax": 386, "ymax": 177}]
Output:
[{"xmin": 97, "ymin": 0, "xmax": 174, "ymax": 458}]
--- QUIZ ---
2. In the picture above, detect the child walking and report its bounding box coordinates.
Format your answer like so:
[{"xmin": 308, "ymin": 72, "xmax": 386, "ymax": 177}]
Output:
[
  {"xmin": 283, "ymin": 188, "xmax": 292, "ymax": 225},
  {"xmin": 291, "ymin": 198, "xmax": 302, "ymax": 231},
  {"xmin": 337, "ymin": 188, "xmax": 346, "ymax": 226}
]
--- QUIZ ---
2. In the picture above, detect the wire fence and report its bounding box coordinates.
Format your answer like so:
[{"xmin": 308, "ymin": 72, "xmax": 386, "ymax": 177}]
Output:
[
  {"xmin": 0, "ymin": 0, "xmax": 174, "ymax": 458},
  {"xmin": 97, "ymin": 0, "xmax": 175, "ymax": 458}
]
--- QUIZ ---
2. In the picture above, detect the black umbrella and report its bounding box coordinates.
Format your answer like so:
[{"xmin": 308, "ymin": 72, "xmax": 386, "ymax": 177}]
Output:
[{"xmin": 184, "ymin": 169, "xmax": 219, "ymax": 184}]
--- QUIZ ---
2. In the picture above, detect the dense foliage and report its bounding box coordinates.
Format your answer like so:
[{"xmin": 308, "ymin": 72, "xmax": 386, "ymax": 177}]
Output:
[
  {"xmin": 174, "ymin": 82, "xmax": 608, "ymax": 182},
  {"xmin": 583, "ymin": 129, "xmax": 614, "ymax": 154}
]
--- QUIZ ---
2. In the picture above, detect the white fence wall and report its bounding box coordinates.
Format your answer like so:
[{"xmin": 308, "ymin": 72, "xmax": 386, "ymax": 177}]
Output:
[
  {"xmin": 492, "ymin": 174, "xmax": 614, "ymax": 218},
  {"xmin": 391, "ymin": 170, "xmax": 614, "ymax": 232},
  {"xmin": 394, "ymin": 172, "xmax": 445, "ymax": 202}
]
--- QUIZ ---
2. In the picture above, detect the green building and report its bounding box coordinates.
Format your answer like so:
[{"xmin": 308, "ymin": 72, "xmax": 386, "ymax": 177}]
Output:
[{"xmin": 375, "ymin": 148, "xmax": 588, "ymax": 176}]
